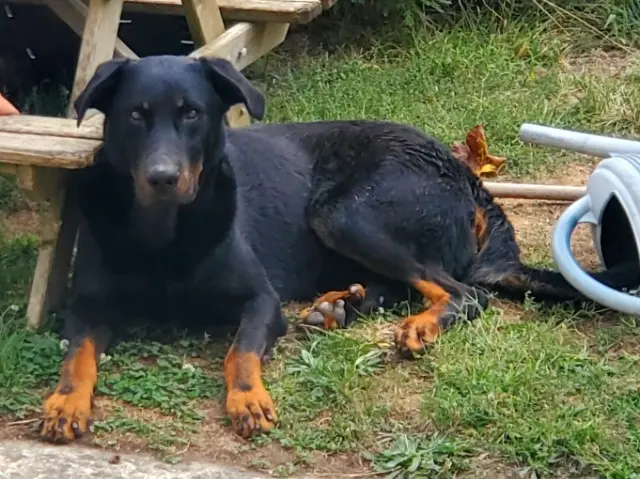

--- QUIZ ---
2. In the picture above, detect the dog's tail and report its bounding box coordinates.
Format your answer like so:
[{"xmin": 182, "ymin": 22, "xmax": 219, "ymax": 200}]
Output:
[
  {"xmin": 466, "ymin": 185, "xmax": 640, "ymax": 302},
  {"xmin": 469, "ymin": 260, "xmax": 640, "ymax": 302}
]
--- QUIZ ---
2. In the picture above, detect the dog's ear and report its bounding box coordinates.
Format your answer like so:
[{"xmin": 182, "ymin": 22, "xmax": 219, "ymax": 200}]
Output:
[
  {"xmin": 199, "ymin": 57, "xmax": 265, "ymax": 121},
  {"xmin": 74, "ymin": 58, "xmax": 129, "ymax": 126}
]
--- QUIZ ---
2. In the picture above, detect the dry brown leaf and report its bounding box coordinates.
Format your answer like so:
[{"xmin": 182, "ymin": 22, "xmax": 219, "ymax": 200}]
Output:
[{"xmin": 452, "ymin": 124, "xmax": 506, "ymax": 178}]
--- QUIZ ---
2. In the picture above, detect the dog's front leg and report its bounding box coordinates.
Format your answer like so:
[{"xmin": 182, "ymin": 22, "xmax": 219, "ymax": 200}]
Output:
[
  {"xmin": 224, "ymin": 292, "xmax": 284, "ymax": 438},
  {"xmin": 199, "ymin": 231, "xmax": 287, "ymax": 438},
  {"xmin": 41, "ymin": 299, "xmax": 112, "ymax": 442}
]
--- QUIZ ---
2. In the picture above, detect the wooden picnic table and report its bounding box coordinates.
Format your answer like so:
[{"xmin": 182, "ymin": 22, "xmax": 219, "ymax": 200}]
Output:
[{"xmin": 0, "ymin": 0, "xmax": 336, "ymax": 329}]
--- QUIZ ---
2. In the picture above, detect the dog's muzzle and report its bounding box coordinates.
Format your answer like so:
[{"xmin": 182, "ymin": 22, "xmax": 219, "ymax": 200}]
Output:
[{"xmin": 132, "ymin": 157, "xmax": 202, "ymax": 206}]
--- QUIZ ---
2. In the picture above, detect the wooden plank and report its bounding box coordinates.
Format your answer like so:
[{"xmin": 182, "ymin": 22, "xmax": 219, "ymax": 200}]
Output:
[
  {"xmin": 14, "ymin": 0, "xmax": 326, "ymax": 24},
  {"xmin": 47, "ymin": 0, "xmax": 138, "ymax": 59},
  {"xmin": 183, "ymin": 0, "xmax": 225, "ymax": 46},
  {"xmin": 125, "ymin": 0, "xmax": 323, "ymax": 24},
  {"xmin": 41, "ymin": 185, "xmax": 79, "ymax": 322},
  {"xmin": 0, "ymin": 132, "xmax": 100, "ymax": 168},
  {"xmin": 25, "ymin": 172, "xmax": 78, "ymax": 329},
  {"xmin": 27, "ymin": 243, "xmax": 59, "ymax": 328},
  {"xmin": 0, "ymin": 115, "xmax": 103, "ymax": 140},
  {"xmin": 190, "ymin": 21, "xmax": 289, "ymax": 70},
  {"xmin": 67, "ymin": 0, "xmax": 126, "ymax": 117}
]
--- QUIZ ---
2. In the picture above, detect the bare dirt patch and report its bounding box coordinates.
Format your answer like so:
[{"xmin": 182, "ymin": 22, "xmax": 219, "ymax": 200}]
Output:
[
  {"xmin": 497, "ymin": 162, "xmax": 598, "ymax": 268},
  {"xmin": 560, "ymin": 49, "xmax": 640, "ymax": 78}
]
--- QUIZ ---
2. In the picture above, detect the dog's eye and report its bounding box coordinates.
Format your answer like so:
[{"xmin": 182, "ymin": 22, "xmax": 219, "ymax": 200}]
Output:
[
  {"xmin": 130, "ymin": 109, "xmax": 143, "ymax": 121},
  {"xmin": 183, "ymin": 109, "xmax": 199, "ymax": 121}
]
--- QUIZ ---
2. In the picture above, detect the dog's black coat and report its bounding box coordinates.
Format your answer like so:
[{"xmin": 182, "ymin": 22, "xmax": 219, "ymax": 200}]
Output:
[{"xmin": 46, "ymin": 55, "xmax": 639, "ymax": 441}]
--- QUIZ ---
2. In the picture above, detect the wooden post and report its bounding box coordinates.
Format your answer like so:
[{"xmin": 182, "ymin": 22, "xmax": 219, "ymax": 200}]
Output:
[
  {"xmin": 26, "ymin": 0, "xmax": 125, "ymax": 329},
  {"xmin": 183, "ymin": 0, "xmax": 225, "ymax": 45}
]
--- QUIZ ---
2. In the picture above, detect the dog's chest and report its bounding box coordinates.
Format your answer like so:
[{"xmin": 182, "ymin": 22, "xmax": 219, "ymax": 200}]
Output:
[
  {"xmin": 87, "ymin": 214, "xmax": 222, "ymax": 291},
  {"xmin": 101, "ymin": 244, "xmax": 198, "ymax": 288}
]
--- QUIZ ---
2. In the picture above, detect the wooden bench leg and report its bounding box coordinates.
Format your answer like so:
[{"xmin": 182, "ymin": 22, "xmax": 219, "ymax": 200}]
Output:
[
  {"xmin": 26, "ymin": 0, "xmax": 125, "ymax": 330},
  {"xmin": 26, "ymin": 186, "xmax": 79, "ymax": 329},
  {"xmin": 18, "ymin": 168, "xmax": 69, "ymax": 329},
  {"xmin": 45, "ymin": 187, "xmax": 80, "ymax": 310}
]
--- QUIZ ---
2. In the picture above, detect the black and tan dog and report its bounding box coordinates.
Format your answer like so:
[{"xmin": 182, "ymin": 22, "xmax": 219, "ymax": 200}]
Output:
[{"xmin": 40, "ymin": 55, "xmax": 639, "ymax": 443}]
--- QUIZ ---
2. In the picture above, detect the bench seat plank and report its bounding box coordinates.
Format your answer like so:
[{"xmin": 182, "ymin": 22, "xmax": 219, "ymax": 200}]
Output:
[
  {"xmin": 0, "ymin": 115, "xmax": 103, "ymax": 140},
  {"xmin": 0, "ymin": 131, "xmax": 101, "ymax": 168}
]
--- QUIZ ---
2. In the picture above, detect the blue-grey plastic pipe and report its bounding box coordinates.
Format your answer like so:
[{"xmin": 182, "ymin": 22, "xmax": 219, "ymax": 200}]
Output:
[
  {"xmin": 520, "ymin": 124, "xmax": 640, "ymax": 158},
  {"xmin": 552, "ymin": 196, "xmax": 640, "ymax": 315}
]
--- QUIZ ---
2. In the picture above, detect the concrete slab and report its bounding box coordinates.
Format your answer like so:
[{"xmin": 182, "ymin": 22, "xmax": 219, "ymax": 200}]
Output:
[{"xmin": 0, "ymin": 440, "xmax": 271, "ymax": 479}]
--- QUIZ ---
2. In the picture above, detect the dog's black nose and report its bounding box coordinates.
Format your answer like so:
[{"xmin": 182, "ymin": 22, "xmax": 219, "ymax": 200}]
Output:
[{"xmin": 147, "ymin": 165, "xmax": 180, "ymax": 188}]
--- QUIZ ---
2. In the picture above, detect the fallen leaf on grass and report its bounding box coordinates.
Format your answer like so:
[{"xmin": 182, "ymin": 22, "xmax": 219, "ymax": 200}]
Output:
[{"xmin": 451, "ymin": 124, "xmax": 506, "ymax": 178}]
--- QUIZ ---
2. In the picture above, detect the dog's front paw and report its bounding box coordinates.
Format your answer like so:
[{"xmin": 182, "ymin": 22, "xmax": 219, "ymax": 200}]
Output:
[
  {"xmin": 226, "ymin": 383, "xmax": 277, "ymax": 438},
  {"xmin": 300, "ymin": 283, "xmax": 365, "ymax": 329},
  {"xmin": 41, "ymin": 387, "xmax": 93, "ymax": 442}
]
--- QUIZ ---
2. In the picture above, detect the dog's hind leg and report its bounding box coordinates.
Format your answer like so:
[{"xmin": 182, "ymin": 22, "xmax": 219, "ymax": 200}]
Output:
[
  {"xmin": 304, "ymin": 207, "xmax": 488, "ymax": 353},
  {"xmin": 300, "ymin": 281, "xmax": 407, "ymax": 330},
  {"xmin": 394, "ymin": 273, "xmax": 487, "ymax": 356}
]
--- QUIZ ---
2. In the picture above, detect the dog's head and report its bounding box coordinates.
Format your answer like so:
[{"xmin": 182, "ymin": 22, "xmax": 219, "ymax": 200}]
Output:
[{"xmin": 74, "ymin": 55, "xmax": 265, "ymax": 206}]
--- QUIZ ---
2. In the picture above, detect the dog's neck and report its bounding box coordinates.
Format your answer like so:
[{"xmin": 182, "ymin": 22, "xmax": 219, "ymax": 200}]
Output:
[{"xmin": 130, "ymin": 200, "xmax": 180, "ymax": 248}]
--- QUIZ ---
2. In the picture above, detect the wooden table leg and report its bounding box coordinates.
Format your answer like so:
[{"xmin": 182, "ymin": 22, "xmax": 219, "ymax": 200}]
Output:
[
  {"xmin": 25, "ymin": 170, "xmax": 75, "ymax": 329},
  {"xmin": 26, "ymin": 0, "xmax": 125, "ymax": 329}
]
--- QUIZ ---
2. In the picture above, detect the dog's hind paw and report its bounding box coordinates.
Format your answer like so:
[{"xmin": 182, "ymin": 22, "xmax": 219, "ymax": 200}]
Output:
[
  {"xmin": 394, "ymin": 310, "xmax": 442, "ymax": 357},
  {"xmin": 300, "ymin": 284, "xmax": 366, "ymax": 330}
]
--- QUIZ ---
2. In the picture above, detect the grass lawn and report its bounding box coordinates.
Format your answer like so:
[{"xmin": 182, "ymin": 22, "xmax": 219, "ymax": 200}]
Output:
[{"xmin": 2, "ymin": 17, "xmax": 640, "ymax": 479}]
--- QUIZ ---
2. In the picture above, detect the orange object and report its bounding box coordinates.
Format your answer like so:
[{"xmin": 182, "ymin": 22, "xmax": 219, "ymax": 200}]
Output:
[
  {"xmin": 0, "ymin": 93, "xmax": 19, "ymax": 116},
  {"xmin": 451, "ymin": 124, "xmax": 506, "ymax": 178}
]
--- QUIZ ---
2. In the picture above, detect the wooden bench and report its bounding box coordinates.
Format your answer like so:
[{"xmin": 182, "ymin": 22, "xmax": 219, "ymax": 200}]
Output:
[{"xmin": 0, "ymin": 0, "xmax": 334, "ymax": 329}]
